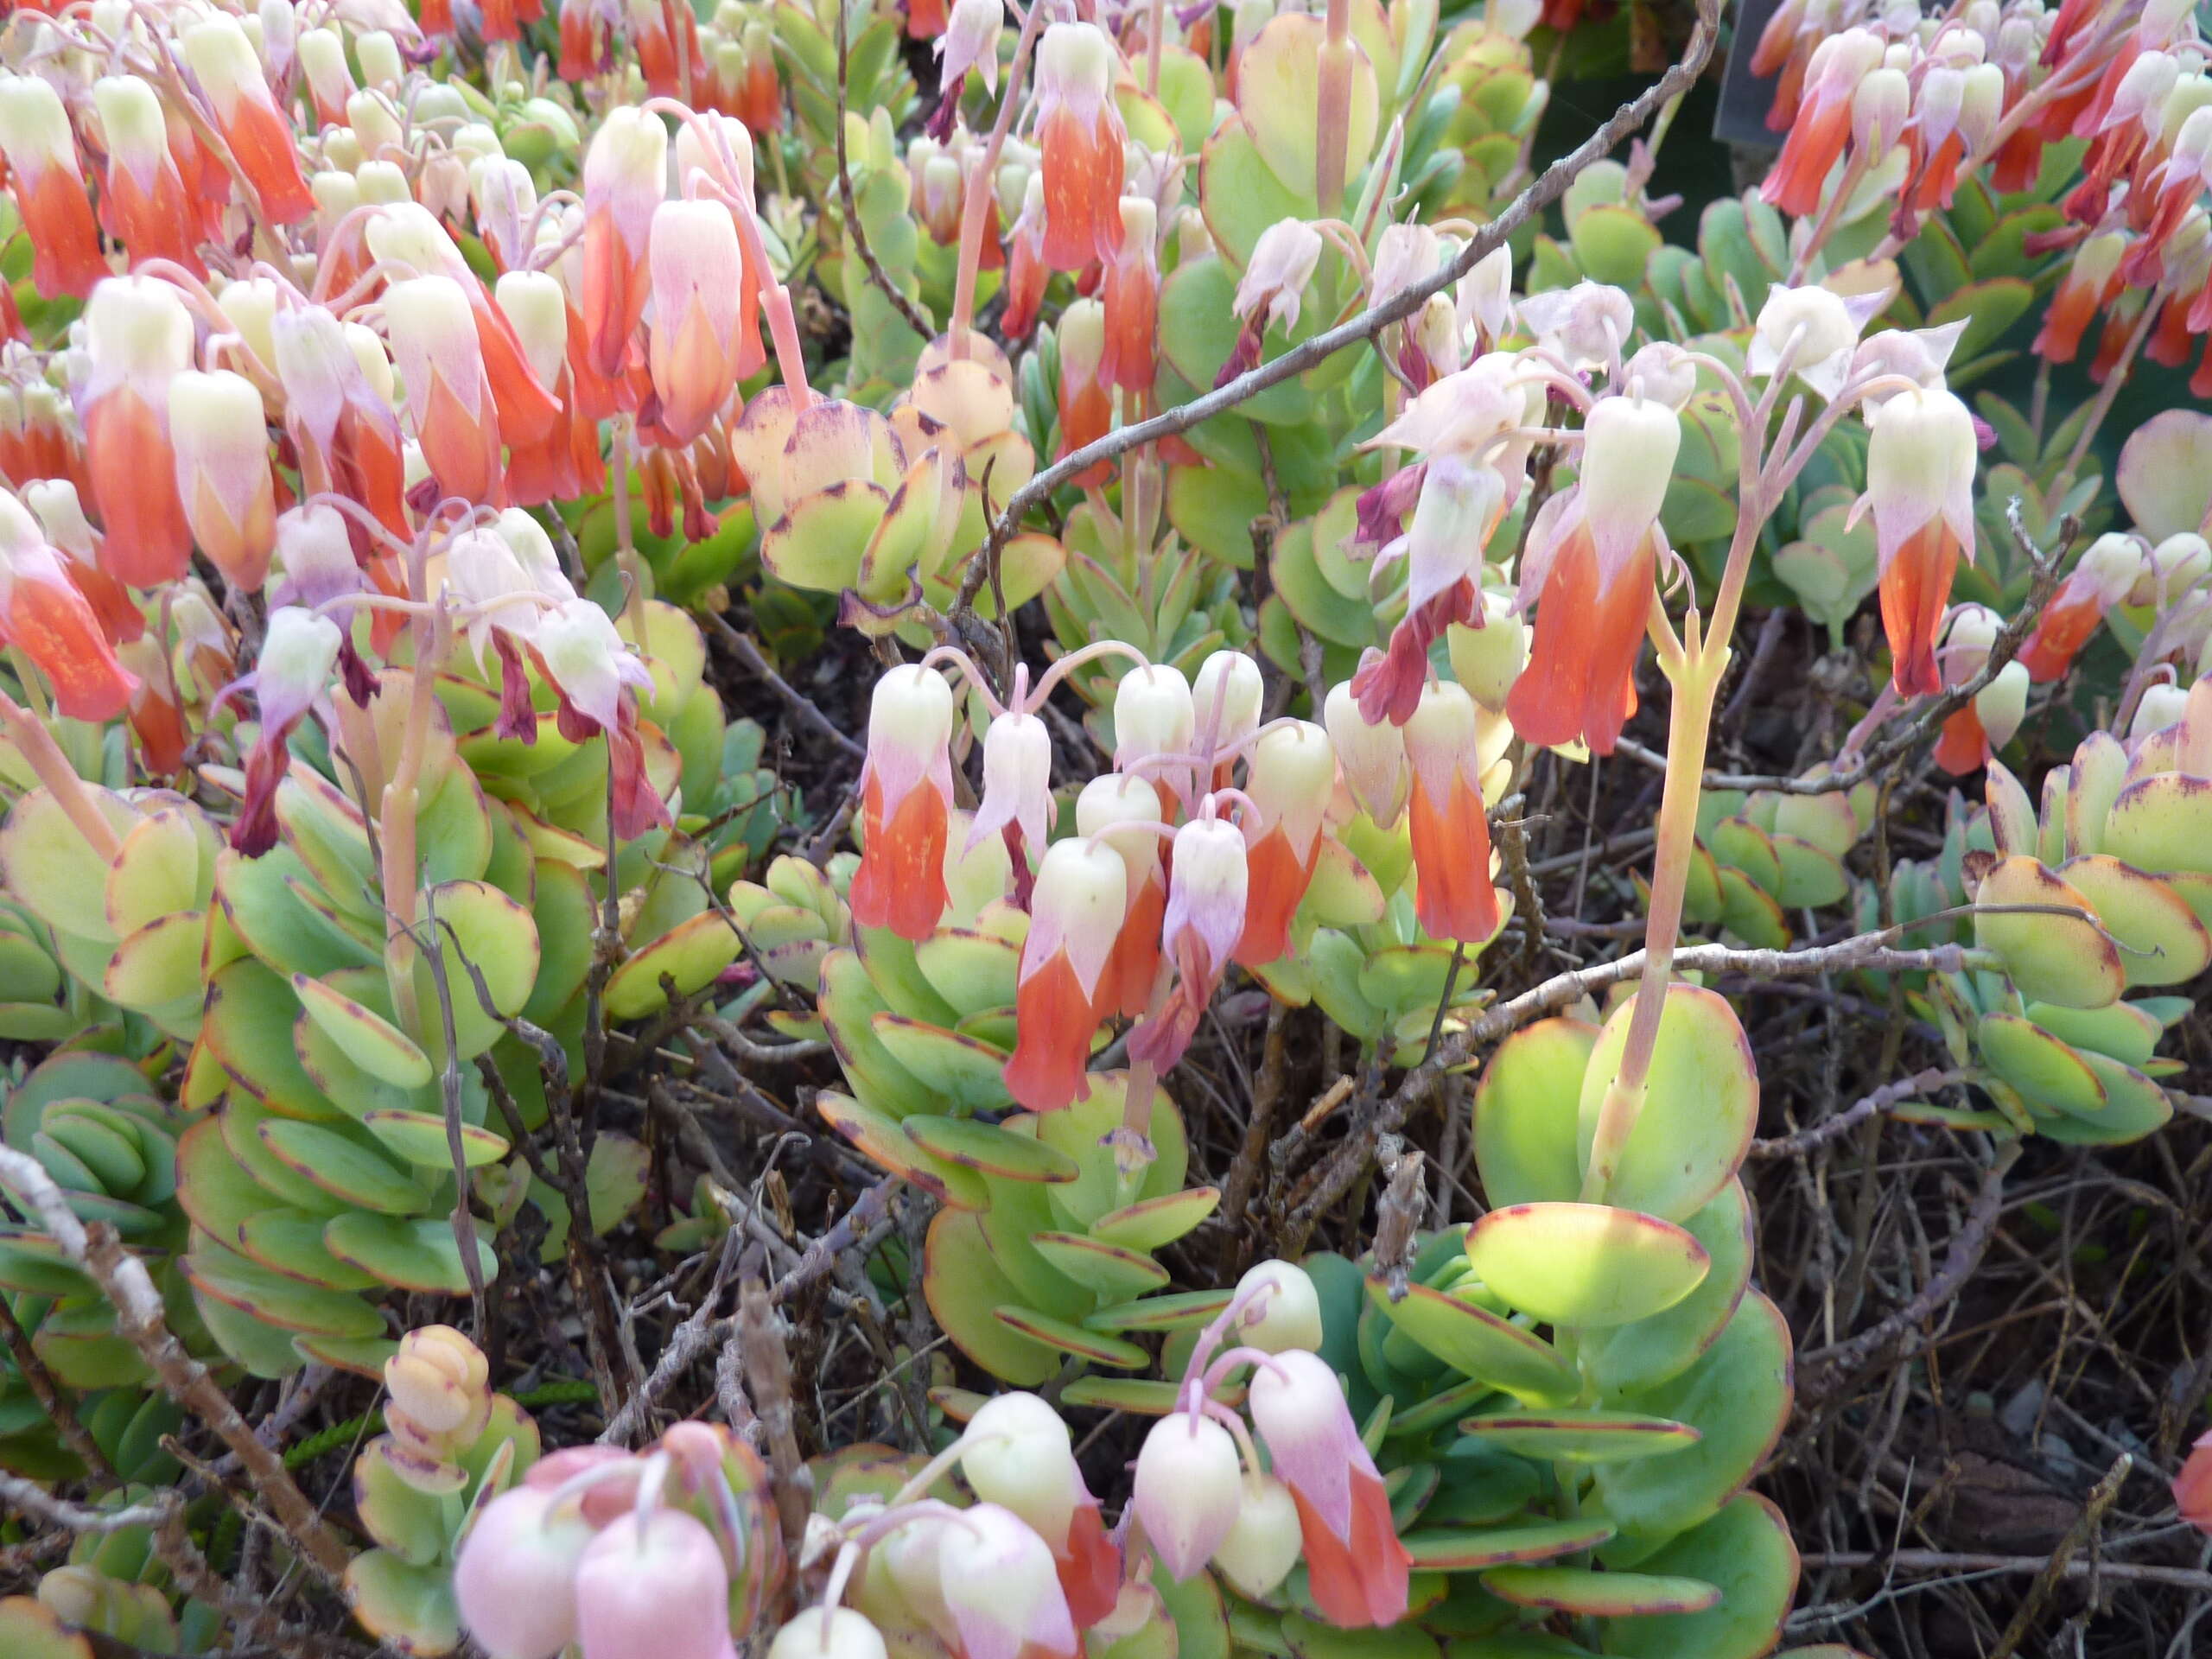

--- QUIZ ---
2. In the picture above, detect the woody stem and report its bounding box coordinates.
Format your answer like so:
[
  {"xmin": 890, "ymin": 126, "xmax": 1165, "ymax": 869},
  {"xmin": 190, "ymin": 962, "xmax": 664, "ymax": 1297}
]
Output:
[
  {"xmin": 0, "ymin": 695, "xmax": 118, "ymax": 861},
  {"xmin": 950, "ymin": 0, "xmax": 1047, "ymax": 353}
]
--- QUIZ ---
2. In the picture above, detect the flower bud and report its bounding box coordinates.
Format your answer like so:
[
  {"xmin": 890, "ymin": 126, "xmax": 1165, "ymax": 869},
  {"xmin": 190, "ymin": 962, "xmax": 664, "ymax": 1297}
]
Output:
[
  {"xmin": 497, "ymin": 270, "xmax": 571, "ymax": 392},
  {"xmin": 255, "ymin": 607, "xmax": 342, "ymax": 735},
  {"xmin": 170, "ymin": 369, "xmax": 278, "ymax": 590},
  {"xmin": 767, "ymin": 1608, "xmax": 889, "ymax": 1659},
  {"xmin": 574, "ymin": 1510, "xmax": 734, "ymax": 1659},
  {"xmin": 454, "ymin": 1486, "xmax": 595, "ymax": 1659},
  {"xmin": 1133, "ymin": 1413, "xmax": 1244, "ymax": 1580},
  {"xmin": 935, "ymin": 1503, "xmax": 1077, "ymax": 1659},
  {"xmin": 2134, "ymin": 681, "xmax": 2190, "ymax": 741},
  {"xmin": 1851, "ymin": 65, "xmax": 1910, "ymax": 152},
  {"xmin": 1324, "ymin": 677, "xmax": 1410, "ymax": 825},
  {"xmin": 939, "ymin": 0, "xmax": 1004, "ymax": 92},
  {"xmin": 960, "ymin": 1392, "xmax": 1080, "ymax": 1546},
  {"xmin": 1211, "ymin": 1474, "xmax": 1302, "ymax": 1599},
  {"xmin": 1193, "ymin": 649, "xmax": 1263, "ymax": 755},
  {"xmin": 1236, "ymin": 1260, "xmax": 1324, "ymax": 1353},
  {"xmin": 969, "ymin": 707, "xmax": 1054, "ymax": 856},
  {"xmin": 1751, "ymin": 284, "xmax": 1858, "ymax": 373},
  {"xmin": 1445, "ymin": 593, "xmax": 1529, "ymax": 713},
  {"xmin": 1113, "ymin": 664, "xmax": 1195, "ymax": 772},
  {"xmin": 1974, "ymin": 659, "xmax": 2030, "ymax": 752}
]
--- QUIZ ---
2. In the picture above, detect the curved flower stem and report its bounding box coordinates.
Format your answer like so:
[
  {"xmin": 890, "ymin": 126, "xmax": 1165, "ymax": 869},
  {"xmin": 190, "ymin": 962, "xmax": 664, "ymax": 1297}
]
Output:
[{"xmin": 950, "ymin": 0, "xmax": 1047, "ymax": 354}]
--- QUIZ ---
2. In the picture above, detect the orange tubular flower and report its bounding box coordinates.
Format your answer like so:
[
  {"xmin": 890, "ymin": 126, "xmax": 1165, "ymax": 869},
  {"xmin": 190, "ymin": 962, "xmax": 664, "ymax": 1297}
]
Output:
[
  {"xmin": 80, "ymin": 277, "xmax": 198, "ymax": 588},
  {"xmin": 629, "ymin": 0, "xmax": 702, "ymax": 99},
  {"xmin": 296, "ymin": 27, "xmax": 357, "ymax": 129},
  {"xmin": 1505, "ymin": 394, "xmax": 1679, "ymax": 755},
  {"xmin": 93, "ymin": 77, "xmax": 203, "ymax": 278},
  {"xmin": 581, "ymin": 107, "xmax": 669, "ymax": 381},
  {"xmin": 645, "ymin": 199, "xmax": 746, "ymax": 446},
  {"xmin": 1402, "ymin": 683, "xmax": 1502, "ymax": 944},
  {"xmin": 1128, "ymin": 815, "xmax": 1247, "ymax": 1076},
  {"xmin": 0, "ymin": 75, "xmax": 110, "ymax": 300},
  {"xmin": 169, "ymin": 371, "xmax": 277, "ymax": 592},
  {"xmin": 1098, "ymin": 198, "xmax": 1160, "ymax": 397},
  {"xmin": 1004, "ymin": 838, "xmax": 1128, "ymax": 1114},
  {"xmin": 2018, "ymin": 532, "xmax": 2145, "ymax": 682},
  {"xmin": 0, "ymin": 493, "xmax": 138, "ymax": 723},
  {"xmin": 1054, "ymin": 299, "xmax": 1112, "ymax": 487},
  {"xmin": 850, "ymin": 664, "xmax": 957, "ymax": 941},
  {"xmin": 2034, "ymin": 231, "xmax": 2126, "ymax": 363},
  {"xmin": 181, "ymin": 16, "xmax": 316, "ymax": 225},
  {"xmin": 1234, "ymin": 721, "xmax": 1333, "ymax": 968},
  {"xmin": 1034, "ymin": 22, "xmax": 1126, "ymax": 271},
  {"xmin": 384, "ymin": 276, "xmax": 505, "ymax": 506},
  {"xmin": 1760, "ymin": 29, "xmax": 1881, "ymax": 217},
  {"xmin": 1865, "ymin": 388, "xmax": 1978, "ymax": 700},
  {"xmin": 1076, "ymin": 772, "xmax": 1167, "ymax": 1020},
  {"xmin": 1001, "ymin": 174, "xmax": 1050, "ymax": 340}
]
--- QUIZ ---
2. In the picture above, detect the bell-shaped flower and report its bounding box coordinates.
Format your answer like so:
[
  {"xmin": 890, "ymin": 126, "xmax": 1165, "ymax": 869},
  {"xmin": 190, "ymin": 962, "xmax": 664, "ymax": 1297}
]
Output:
[
  {"xmin": 1004, "ymin": 836, "xmax": 1126, "ymax": 1113},
  {"xmin": 1351, "ymin": 455, "xmax": 1511, "ymax": 725},
  {"xmin": 1236, "ymin": 721, "xmax": 1333, "ymax": 967},
  {"xmin": 181, "ymin": 15, "xmax": 316, "ymax": 224},
  {"xmin": 21, "ymin": 480, "xmax": 142, "ymax": 648},
  {"xmin": 1211, "ymin": 1475, "xmax": 1301, "ymax": 1601},
  {"xmin": 1446, "ymin": 592, "xmax": 1529, "ymax": 714},
  {"xmin": 454, "ymin": 1485, "xmax": 598, "ymax": 1659},
  {"xmin": 92, "ymin": 76, "xmax": 202, "ymax": 278},
  {"xmin": 929, "ymin": 0, "xmax": 1003, "ymax": 137},
  {"xmin": 1001, "ymin": 174, "xmax": 1051, "ymax": 340},
  {"xmin": 1132, "ymin": 1412, "xmax": 1244, "ymax": 1580},
  {"xmin": 936, "ymin": 1504, "xmax": 1077, "ymax": 1659},
  {"xmin": 79, "ymin": 276, "xmax": 197, "ymax": 587},
  {"xmin": 1761, "ymin": 28, "xmax": 1883, "ymax": 216},
  {"xmin": 0, "ymin": 493, "xmax": 138, "ymax": 722},
  {"xmin": 767, "ymin": 1609, "xmax": 888, "ymax": 1659},
  {"xmin": 2019, "ymin": 532, "xmax": 2145, "ymax": 682},
  {"xmin": 850, "ymin": 664, "xmax": 957, "ymax": 940},
  {"xmin": 959, "ymin": 1392, "xmax": 1119, "ymax": 1628},
  {"xmin": 1747, "ymin": 282, "xmax": 1886, "ymax": 399},
  {"xmin": 1847, "ymin": 319, "xmax": 1967, "ymax": 416},
  {"xmin": 232, "ymin": 607, "xmax": 341, "ymax": 855},
  {"xmin": 574, "ymin": 1509, "xmax": 734, "ymax": 1659},
  {"xmin": 296, "ymin": 25, "xmax": 358, "ymax": 127},
  {"xmin": 1075, "ymin": 771, "xmax": 1167, "ymax": 1020},
  {"xmin": 2033, "ymin": 232, "xmax": 2126, "ymax": 365},
  {"xmin": 0, "ymin": 76, "xmax": 107, "ymax": 298},
  {"xmin": 968, "ymin": 705, "xmax": 1054, "ymax": 869},
  {"xmin": 1236, "ymin": 1259, "xmax": 1325, "ymax": 1353},
  {"xmin": 1220, "ymin": 219, "xmax": 1323, "ymax": 385},
  {"xmin": 1054, "ymin": 299, "xmax": 1112, "ymax": 486},
  {"xmin": 1862, "ymin": 387, "xmax": 1976, "ymax": 697},
  {"xmin": 169, "ymin": 371, "xmax": 277, "ymax": 591},
  {"xmin": 1516, "ymin": 280, "xmax": 1633, "ymax": 372},
  {"xmin": 646, "ymin": 199, "xmax": 747, "ymax": 445},
  {"xmin": 581, "ymin": 107, "xmax": 670, "ymax": 379},
  {"xmin": 1100, "ymin": 198, "xmax": 1160, "ymax": 395},
  {"xmin": 1193, "ymin": 648, "xmax": 1264, "ymax": 779},
  {"xmin": 533, "ymin": 598, "xmax": 668, "ymax": 838},
  {"xmin": 1506, "ymin": 393, "xmax": 1678, "ymax": 755},
  {"xmin": 385, "ymin": 275, "xmax": 506, "ymax": 505},
  {"xmin": 1248, "ymin": 1350, "xmax": 1410, "ymax": 1629},
  {"xmin": 1035, "ymin": 23, "xmax": 1126, "ymax": 270},
  {"xmin": 1402, "ymin": 682, "xmax": 1503, "ymax": 944},
  {"xmin": 1325, "ymin": 677, "xmax": 1411, "ymax": 827},
  {"xmin": 1129, "ymin": 815, "xmax": 1247, "ymax": 1073},
  {"xmin": 2126, "ymin": 105, "xmax": 2212, "ymax": 285},
  {"xmin": 1457, "ymin": 245, "xmax": 1515, "ymax": 353},
  {"xmin": 271, "ymin": 306, "xmax": 411, "ymax": 550},
  {"xmin": 629, "ymin": 0, "xmax": 704, "ymax": 99},
  {"xmin": 1930, "ymin": 604, "xmax": 2002, "ymax": 775},
  {"xmin": 1113, "ymin": 663, "xmax": 1196, "ymax": 787},
  {"xmin": 447, "ymin": 514, "xmax": 575, "ymax": 739}
]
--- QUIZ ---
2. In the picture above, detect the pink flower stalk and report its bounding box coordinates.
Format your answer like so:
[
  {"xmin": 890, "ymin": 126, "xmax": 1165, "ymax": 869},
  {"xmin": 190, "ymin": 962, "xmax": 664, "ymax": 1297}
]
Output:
[
  {"xmin": 574, "ymin": 1508, "xmax": 735, "ymax": 1659},
  {"xmin": 1862, "ymin": 387, "xmax": 1977, "ymax": 699},
  {"xmin": 232, "ymin": 607, "xmax": 342, "ymax": 855},
  {"xmin": 1034, "ymin": 23, "xmax": 1126, "ymax": 271},
  {"xmin": 1234, "ymin": 721, "xmax": 1333, "ymax": 968},
  {"xmin": 1506, "ymin": 392, "xmax": 1680, "ymax": 755},
  {"xmin": 1075, "ymin": 772, "xmax": 1167, "ymax": 1020},
  {"xmin": 454, "ymin": 1485, "xmax": 599, "ymax": 1659},
  {"xmin": 2177, "ymin": 1431, "xmax": 2212, "ymax": 1534},
  {"xmin": 1132, "ymin": 1411, "xmax": 1244, "ymax": 1580},
  {"xmin": 1248, "ymin": 1350, "xmax": 1411, "ymax": 1629},
  {"xmin": 0, "ymin": 493, "xmax": 138, "ymax": 723},
  {"xmin": 958, "ymin": 1393, "xmax": 1121, "ymax": 1628},
  {"xmin": 850, "ymin": 664, "xmax": 957, "ymax": 941},
  {"xmin": 1402, "ymin": 682, "xmax": 1503, "ymax": 944},
  {"xmin": 1004, "ymin": 836, "xmax": 1127, "ymax": 1113},
  {"xmin": 0, "ymin": 75, "xmax": 108, "ymax": 299},
  {"xmin": 1128, "ymin": 814, "xmax": 1247, "ymax": 1074},
  {"xmin": 1761, "ymin": 29, "xmax": 1883, "ymax": 216},
  {"xmin": 169, "ymin": 371, "xmax": 277, "ymax": 592},
  {"xmin": 92, "ymin": 76, "xmax": 203, "ymax": 278},
  {"xmin": 384, "ymin": 275, "xmax": 506, "ymax": 505},
  {"xmin": 934, "ymin": 1503, "xmax": 1078, "ymax": 1659},
  {"xmin": 646, "ymin": 199, "xmax": 747, "ymax": 445},
  {"xmin": 181, "ymin": 15, "xmax": 316, "ymax": 224},
  {"xmin": 2018, "ymin": 533, "xmax": 2145, "ymax": 683},
  {"xmin": 1218, "ymin": 219, "xmax": 1323, "ymax": 386},
  {"xmin": 79, "ymin": 276, "xmax": 198, "ymax": 588},
  {"xmin": 582, "ymin": 107, "xmax": 670, "ymax": 380}
]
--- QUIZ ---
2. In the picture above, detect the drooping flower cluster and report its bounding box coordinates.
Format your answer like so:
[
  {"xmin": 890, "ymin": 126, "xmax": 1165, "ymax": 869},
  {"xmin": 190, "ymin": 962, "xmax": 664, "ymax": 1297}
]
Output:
[{"xmin": 847, "ymin": 644, "xmax": 1509, "ymax": 1115}]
